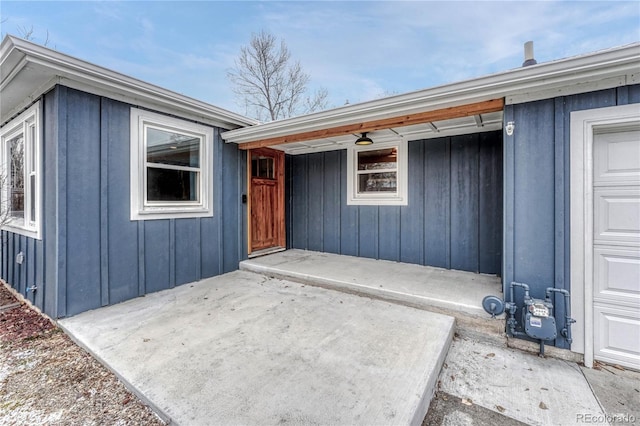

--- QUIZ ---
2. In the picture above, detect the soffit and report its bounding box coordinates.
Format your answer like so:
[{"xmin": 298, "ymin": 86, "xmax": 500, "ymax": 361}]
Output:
[
  {"xmin": 271, "ymin": 110, "xmax": 503, "ymax": 155},
  {"xmin": 0, "ymin": 36, "xmax": 257, "ymax": 129},
  {"xmin": 235, "ymin": 98, "xmax": 505, "ymax": 154},
  {"xmin": 1, "ymin": 61, "xmax": 53, "ymax": 123}
]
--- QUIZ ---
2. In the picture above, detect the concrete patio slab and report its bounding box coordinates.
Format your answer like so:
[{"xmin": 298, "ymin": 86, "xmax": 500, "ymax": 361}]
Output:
[
  {"xmin": 59, "ymin": 270, "xmax": 454, "ymax": 426},
  {"xmin": 437, "ymin": 337, "xmax": 606, "ymax": 426},
  {"xmin": 240, "ymin": 250, "xmax": 504, "ymax": 336}
]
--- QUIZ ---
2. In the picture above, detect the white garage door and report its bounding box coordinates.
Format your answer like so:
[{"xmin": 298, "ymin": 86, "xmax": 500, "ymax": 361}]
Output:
[{"xmin": 592, "ymin": 127, "xmax": 640, "ymax": 370}]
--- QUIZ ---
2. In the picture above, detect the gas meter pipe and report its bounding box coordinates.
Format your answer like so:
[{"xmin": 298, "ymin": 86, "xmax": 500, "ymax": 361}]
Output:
[
  {"xmin": 545, "ymin": 287, "xmax": 575, "ymax": 345},
  {"xmin": 506, "ymin": 282, "xmax": 549, "ymax": 356},
  {"xmin": 505, "ymin": 281, "xmax": 530, "ymax": 340}
]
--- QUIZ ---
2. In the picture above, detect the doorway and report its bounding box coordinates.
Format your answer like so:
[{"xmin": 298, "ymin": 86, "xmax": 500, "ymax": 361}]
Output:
[{"xmin": 247, "ymin": 148, "xmax": 285, "ymax": 256}]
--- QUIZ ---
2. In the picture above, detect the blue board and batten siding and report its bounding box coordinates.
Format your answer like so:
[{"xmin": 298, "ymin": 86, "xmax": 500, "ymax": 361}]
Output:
[
  {"xmin": 286, "ymin": 130, "xmax": 504, "ymax": 275},
  {"xmin": 0, "ymin": 233, "xmax": 45, "ymax": 310},
  {"xmin": 2, "ymin": 79, "xmax": 639, "ymax": 352},
  {"xmin": 1, "ymin": 85, "xmax": 247, "ymax": 318},
  {"xmin": 503, "ymin": 84, "xmax": 640, "ymax": 348}
]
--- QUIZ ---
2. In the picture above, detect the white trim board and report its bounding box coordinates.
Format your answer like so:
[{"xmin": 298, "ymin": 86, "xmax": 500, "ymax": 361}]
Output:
[
  {"xmin": 129, "ymin": 108, "xmax": 215, "ymax": 221},
  {"xmin": 346, "ymin": 139, "xmax": 408, "ymax": 206},
  {"xmin": 569, "ymin": 103, "xmax": 640, "ymax": 368}
]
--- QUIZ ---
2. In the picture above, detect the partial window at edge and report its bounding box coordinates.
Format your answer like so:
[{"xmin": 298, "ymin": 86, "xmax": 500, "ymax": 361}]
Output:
[{"xmin": 0, "ymin": 101, "xmax": 41, "ymax": 239}]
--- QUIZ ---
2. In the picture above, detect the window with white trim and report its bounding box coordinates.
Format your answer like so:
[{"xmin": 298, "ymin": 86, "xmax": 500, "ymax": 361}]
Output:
[
  {"xmin": 0, "ymin": 102, "xmax": 41, "ymax": 239},
  {"xmin": 347, "ymin": 139, "xmax": 408, "ymax": 205},
  {"xmin": 130, "ymin": 108, "xmax": 214, "ymax": 220}
]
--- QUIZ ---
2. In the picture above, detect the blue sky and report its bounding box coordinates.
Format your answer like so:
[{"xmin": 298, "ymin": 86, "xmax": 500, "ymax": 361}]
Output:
[{"xmin": 1, "ymin": 1, "xmax": 639, "ymax": 116}]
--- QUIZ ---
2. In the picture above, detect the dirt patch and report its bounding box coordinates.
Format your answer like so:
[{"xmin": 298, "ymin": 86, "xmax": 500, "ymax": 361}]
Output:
[
  {"xmin": 0, "ymin": 303, "xmax": 55, "ymax": 341},
  {"xmin": 0, "ymin": 286, "xmax": 16, "ymax": 307},
  {"xmin": 0, "ymin": 283, "xmax": 165, "ymax": 425},
  {"xmin": 423, "ymin": 391, "xmax": 528, "ymax": 426}
]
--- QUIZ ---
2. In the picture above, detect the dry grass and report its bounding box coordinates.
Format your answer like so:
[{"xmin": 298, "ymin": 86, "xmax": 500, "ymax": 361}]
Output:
[{"xmin": 0, "ymin": 284, "xmax": 164, "ymax": 425}]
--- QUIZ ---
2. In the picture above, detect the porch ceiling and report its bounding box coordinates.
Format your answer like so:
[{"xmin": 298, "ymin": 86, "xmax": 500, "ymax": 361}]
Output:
[
  {"xmin": 272, "ymin": 110, "xmax": 503, "ymax": 155},
  {"xmin": 236, "ymin": 98, "xmax": 505, "ymax": 155}
]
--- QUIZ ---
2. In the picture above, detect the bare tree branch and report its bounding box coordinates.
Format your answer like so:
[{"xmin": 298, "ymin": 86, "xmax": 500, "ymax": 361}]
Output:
[
  {"xmin": 5, "ymin": 22, "xmax": 52, "ymax": 47},
  {"xmin": 0, "ymin": 137, "xmax": 24, "ymax": 229},
  {"xmin": 17, "ymin": 24, "xmax": 34, "ymax": 40},
  {"xmin": 0, "ymin": 171, "xmax": 11, "ymax": 228},
  {"xmin": 227, "ymin": 30, "xmax": 328, "ymax": 121}
]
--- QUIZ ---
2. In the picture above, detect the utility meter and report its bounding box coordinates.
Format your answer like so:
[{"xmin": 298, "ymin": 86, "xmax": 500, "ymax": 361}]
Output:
[
  {"xmin": 523, "ymin": 297, "xmax": 556, "ymax": 340},
  {"xmin": 483, "ymin": 281, "xmax": 575, "ymax": 356},
  {"xmin": 528, "ymin": 301, "xmax": 550, "ymax": 317}
]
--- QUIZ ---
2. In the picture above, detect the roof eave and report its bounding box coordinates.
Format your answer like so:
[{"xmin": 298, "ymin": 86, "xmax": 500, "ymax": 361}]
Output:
[
  {"xmin": 1, "ymin": 35, "xmax": 258, "ymax": 129},
  {"xmin": 222, "ymin": 42, "xmax": 640, "ymax": 144}
]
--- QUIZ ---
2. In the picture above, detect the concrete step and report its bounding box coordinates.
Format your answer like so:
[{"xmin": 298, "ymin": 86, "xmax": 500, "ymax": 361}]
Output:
[{"xmin": 240, "ymin": 249, "xmax": 506, "ymax": 341}]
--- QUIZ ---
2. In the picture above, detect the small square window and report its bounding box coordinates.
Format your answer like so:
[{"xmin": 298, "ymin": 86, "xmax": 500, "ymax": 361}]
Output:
[
  {"xmin": 251, "ymin": 154, "xmax": 275, "ymax": 179},
  {"xmin": 347, "ymin": 140, "xmax": 408, "ymax": 205},
  {"xmin": 130, "ymin": 108, "xmax": 214, "ymax": 220}
]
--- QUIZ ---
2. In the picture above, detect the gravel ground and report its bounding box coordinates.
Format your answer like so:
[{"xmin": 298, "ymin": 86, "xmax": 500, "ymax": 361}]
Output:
[{"xmin": 0, "ymin": 283, "xmax": 164, "ymax": 426}]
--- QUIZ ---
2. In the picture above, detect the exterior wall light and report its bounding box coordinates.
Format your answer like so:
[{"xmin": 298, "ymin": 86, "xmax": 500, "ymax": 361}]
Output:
[{"xmin": 505, "ymin": 121, "xmax": 515, "ymax": 136}]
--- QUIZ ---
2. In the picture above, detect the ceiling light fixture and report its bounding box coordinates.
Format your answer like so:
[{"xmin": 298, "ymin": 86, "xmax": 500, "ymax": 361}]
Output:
[{"xmin": 354, "ymin": 132, "xmax": 373, "ymax": 145}]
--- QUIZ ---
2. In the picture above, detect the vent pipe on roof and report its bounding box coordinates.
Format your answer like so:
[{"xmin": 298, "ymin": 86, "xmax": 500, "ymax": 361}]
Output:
[{"xmin": 522, "ymin": 41, "xmax": 537, "ymax": 66}]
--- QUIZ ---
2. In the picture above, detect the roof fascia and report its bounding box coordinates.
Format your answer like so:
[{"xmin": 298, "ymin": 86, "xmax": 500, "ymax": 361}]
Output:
[
  {"xmin": 1, "ymin": 36, "xmax": 258, "ymax": 129},
  {"xmin": 236, "ymin": 98, "xmax": 504, "ymax": 150},
  {"xmin": 222, "ymin": 42, "xmax": 640, "ymax": 144}
]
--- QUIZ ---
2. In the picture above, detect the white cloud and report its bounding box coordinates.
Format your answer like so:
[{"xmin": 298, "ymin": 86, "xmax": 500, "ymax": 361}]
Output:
[
  {"xmin": 92, "ymin": 3, "xmax": 123, "ymax": 22},
  {"xmin": 256, "ymin": 1, "xmax": 639, "ymax": 106}
]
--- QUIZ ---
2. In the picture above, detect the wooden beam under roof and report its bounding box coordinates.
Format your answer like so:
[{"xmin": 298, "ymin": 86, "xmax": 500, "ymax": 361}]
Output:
[{"xmin": 237, "ymin": 98, "xmax": 504, "ymax": 150}]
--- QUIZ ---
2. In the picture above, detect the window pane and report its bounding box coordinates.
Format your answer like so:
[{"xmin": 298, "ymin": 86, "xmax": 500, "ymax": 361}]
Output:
[
  {"xmin": 251, "ymin": 155, "xmax": 274, "ymax": 179},
  {"xmin": 8, "ymin": 134, "xmax": 25, "ymax": 221},
  {"xmin": 357, "ymin": 148, "xmax": 397, "ymax": 171},
  {"xmin": 147, "ymin": 167, "xmax": 198, "ymax": 202},
  {"xmin": 29, "ymin": 174, "xmax": 36, "ymax": 223},
  {"xmin": 147, "ymin": 127, "xmax": 200, "ymax": 168},
  {"xmin": 358, "ymin": 172, "xmax": 397, "ymax": 193},
  {"xmin": 29, "ymin": 124, "xmax": 36, "ymax": 173}
]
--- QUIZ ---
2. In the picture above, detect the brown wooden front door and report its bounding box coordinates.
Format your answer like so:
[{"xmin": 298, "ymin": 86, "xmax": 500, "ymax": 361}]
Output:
[{"xmin": 248, "ymin": 148, "xmax": 285, "ymax": 254}]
